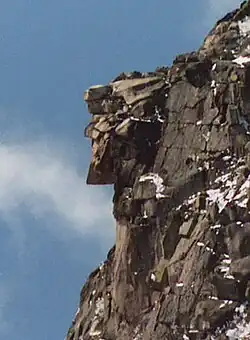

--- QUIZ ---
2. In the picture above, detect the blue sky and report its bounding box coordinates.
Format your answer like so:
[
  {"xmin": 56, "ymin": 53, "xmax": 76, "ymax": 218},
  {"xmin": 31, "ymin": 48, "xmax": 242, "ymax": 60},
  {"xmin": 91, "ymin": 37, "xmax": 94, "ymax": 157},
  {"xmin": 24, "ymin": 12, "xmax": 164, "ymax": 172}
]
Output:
[{"xmin": 0, "ymin": 1, "xmax": 240, "ymax": 339}]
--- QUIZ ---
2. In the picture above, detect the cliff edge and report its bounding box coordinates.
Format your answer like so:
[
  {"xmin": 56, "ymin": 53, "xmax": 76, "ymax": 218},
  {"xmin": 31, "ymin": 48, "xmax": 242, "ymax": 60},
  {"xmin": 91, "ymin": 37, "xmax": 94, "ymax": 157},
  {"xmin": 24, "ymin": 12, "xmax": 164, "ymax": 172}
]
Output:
[{"xmin": 67, "ymin": 2, "xmax": 250, "ymax": 339}]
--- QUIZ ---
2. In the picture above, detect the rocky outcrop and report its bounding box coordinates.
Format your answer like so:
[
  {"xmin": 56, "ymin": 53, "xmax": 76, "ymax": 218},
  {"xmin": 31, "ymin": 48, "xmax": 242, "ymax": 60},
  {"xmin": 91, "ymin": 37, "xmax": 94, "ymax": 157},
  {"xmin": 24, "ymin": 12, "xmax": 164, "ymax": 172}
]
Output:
[{"xmin": 67, "ymin": 2, "xmax": 250, "ymax": 339}]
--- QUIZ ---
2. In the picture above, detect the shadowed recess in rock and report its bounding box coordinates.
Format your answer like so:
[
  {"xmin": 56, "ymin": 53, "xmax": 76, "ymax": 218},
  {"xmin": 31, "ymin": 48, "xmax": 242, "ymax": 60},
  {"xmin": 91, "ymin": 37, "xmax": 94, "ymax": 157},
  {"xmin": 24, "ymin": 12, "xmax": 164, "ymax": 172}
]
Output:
[{"xmin": 67, "ymin": 1, "xmax": 250, "ymax": 339}]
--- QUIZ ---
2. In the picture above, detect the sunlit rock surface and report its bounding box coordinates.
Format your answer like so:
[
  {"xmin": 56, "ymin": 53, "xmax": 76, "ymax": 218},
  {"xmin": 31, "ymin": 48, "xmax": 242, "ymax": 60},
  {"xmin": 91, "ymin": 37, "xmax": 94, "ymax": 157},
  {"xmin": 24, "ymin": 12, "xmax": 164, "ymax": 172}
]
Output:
[{"xmin": 67, "ymin": 2, "xmax": 250, "ymax": 339}]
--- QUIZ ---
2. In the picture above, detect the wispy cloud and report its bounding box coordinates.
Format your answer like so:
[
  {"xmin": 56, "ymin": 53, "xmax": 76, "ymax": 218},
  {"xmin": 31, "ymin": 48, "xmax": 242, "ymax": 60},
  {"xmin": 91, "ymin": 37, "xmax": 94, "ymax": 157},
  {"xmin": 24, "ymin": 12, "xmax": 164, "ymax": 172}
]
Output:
[
  {"xmin": 0, "ymin": 138, "xmax": 114, "ymax": 241},
  {"xmin": 0, "ymin": 134, "xmax": 115, "ymax": 338}
]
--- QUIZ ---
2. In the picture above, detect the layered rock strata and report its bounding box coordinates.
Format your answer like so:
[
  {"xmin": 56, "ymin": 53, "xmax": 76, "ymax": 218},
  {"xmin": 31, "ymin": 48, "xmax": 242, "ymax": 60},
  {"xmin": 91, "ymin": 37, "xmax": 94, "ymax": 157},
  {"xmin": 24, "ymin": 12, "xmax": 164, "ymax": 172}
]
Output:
[{"xmin": 67, "ymin": 2, "xmax": 250, "ymax": 339}]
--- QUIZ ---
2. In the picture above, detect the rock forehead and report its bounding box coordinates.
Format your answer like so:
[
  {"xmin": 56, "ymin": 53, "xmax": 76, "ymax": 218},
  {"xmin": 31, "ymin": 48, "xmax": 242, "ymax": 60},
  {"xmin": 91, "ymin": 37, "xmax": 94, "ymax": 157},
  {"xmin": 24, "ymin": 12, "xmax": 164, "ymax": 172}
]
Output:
[
  {"xmin": 84, "ymin": 74, "xmax": 167, "ymax": 185},
  {"xmin": 111, "ymin": 76, "xmax": 165, "ymax": 105},
  {"xmin": 67, "ymin": 2, "xmax": 250, "ymax": 340},
  {"xmin": 84, "ymin": 84, "xmax": 112, "ymax": 101}
]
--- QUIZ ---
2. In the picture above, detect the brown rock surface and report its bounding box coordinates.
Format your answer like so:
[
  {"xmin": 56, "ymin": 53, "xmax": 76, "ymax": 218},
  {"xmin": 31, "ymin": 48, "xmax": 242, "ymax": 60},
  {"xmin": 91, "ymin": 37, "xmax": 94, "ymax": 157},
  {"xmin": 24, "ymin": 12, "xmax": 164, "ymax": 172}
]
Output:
[{"xmin": 67, "ymin": 2, "xmax": 250, "ymax": 339}]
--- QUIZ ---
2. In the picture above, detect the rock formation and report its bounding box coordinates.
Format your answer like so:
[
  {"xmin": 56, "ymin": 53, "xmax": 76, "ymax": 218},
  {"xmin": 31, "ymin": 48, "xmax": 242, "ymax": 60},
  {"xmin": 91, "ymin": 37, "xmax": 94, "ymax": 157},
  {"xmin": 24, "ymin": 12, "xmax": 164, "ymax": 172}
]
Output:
[{"xmin": 67, "ymin": 2, "xmax": 250, "ymax": 339}]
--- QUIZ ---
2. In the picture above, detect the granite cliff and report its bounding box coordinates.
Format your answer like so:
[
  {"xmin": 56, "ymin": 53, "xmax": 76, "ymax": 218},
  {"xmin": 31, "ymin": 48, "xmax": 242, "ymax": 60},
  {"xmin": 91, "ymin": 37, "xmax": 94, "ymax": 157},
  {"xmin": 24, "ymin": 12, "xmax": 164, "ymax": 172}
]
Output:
[{"xmin": 67, "ymin": 2, "xmax": 250, "ymax": 339}]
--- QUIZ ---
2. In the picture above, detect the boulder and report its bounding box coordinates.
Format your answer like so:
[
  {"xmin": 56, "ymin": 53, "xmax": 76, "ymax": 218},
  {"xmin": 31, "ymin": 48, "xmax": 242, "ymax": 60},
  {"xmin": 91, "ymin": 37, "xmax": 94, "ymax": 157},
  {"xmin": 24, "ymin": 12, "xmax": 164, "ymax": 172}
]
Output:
[{"xmin": 84, "ymin": 84, "xmax": 112, "ymax": 101}]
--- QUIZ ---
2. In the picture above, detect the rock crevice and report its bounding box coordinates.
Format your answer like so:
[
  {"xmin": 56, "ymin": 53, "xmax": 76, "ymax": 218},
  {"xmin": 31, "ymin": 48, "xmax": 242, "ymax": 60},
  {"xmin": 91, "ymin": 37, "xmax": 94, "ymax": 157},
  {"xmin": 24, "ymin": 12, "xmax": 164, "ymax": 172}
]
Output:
[{"xmin": 67, "ymin": 2, "xmax": 250, "ymax": 339}]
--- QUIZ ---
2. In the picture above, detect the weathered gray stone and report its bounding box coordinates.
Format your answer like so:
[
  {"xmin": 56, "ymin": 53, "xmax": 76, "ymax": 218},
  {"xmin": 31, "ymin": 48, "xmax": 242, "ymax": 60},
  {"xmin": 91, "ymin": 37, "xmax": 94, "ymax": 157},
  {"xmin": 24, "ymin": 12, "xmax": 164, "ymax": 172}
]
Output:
[
  {"xmin": 87, "ymin": 100, "xmax": 106, "ymax": 114},
  {"xmin": 179, "ymin": 218, "xmax": 196, "ymax": 237},
  {"xmin": 207, "ymin": 125, "xmax": 230, "ymax": 152},
  {"xmin": 133, "ymin": 180, "xmax": 156, "ymax": 200},
  {"xmin": 101, "ymin": 99, "xmax": 122, "ymax": 113},
  {"xmin": 226, "ymin": 105, "xmax": 239, "ymax": 125},
  {"xmin": 84, "ymin": 84, "xmax": 112, "ymax": 101},
  {"xmin": 230, "ymin": 256, "xmax": 250, "ymax": 279},
  {"xmin": 87, "ymin": 127, "xmax": 100, "ymax": 140},
  {"xmin": 94, "ymin": 119, "xmax": 113, "ymax": 133},
  {"xmin": 185, "ymin": 61, "xmax": 211, "ymax": 88},
  {"xmin": 115, "ymin": 118, "xmax": 132, "ymax": 137},
  {"xmin": 173, "ymin": 52, "xmax": 199, "ymax": 64},
  {"xmin": 111, "ymin": 76, "xmax": 165, "ymax": 105},
  {"xmin": 207, "ymin": 202, "xmax": 219, "ymax": 223},
  {"xmin": 193, "ymin": 300, "xmax": 237, "ymax": 329},
  {"xmin": 143, "ymin": 199, "xmax": 157, "ymax": 218},
  {"xmin": 195, "ymin": 194, "xmax": 207, "ymax": 211},
  {"xmin": 166, "ymin": 81, "xmax": 199, "ymax": 115},
  {"xmin": 68, "ymin": 3, "xmax": 250, "ymax": 339}
]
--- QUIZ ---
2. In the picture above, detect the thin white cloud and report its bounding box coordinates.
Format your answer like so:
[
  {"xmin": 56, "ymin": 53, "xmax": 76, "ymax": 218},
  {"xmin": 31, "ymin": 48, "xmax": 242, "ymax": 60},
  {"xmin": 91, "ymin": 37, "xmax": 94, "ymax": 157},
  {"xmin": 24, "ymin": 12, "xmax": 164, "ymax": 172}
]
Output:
[
  {"xmin": 0, "ymin": 139, "xmax": 114, "ymax": 240},
  {"xmin": 0, "ymin": 136, "xmax": 115, "ymax": 338}
]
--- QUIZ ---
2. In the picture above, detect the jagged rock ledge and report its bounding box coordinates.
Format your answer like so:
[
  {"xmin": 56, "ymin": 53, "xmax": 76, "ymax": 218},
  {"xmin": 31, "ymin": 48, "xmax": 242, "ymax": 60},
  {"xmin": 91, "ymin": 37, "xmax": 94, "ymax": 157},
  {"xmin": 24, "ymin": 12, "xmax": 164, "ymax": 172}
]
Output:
[{"xmin": 67, "ymin": 2, "xmax": 250, "ymax": 339}]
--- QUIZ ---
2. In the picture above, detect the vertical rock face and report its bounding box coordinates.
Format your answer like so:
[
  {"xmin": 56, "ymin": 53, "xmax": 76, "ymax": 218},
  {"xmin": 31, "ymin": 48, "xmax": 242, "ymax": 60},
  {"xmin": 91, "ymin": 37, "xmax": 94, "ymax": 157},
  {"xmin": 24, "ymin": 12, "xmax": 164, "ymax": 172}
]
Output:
[{"xmin": 67, "ymin": 2, "xmax": 250, "ymax": 339}]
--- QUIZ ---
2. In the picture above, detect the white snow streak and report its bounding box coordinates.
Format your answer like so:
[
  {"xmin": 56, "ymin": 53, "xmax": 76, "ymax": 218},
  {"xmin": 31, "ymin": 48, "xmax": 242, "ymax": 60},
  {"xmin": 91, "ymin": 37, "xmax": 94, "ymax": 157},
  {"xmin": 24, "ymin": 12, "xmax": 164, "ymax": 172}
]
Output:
[
  {"xmin": 139, "ymin": 173, "xmax": 166, "ymax": 199},
  {"xmin": 233, "ymin": 56, "xmax": 250, "ymax": 68},
  {"xmin": 226, "ymin": 304, "xmax": 250, "ymax": 339},
  {"xmin": 239, "ymin": 17, "xmax": 250, "ymax": 37}
]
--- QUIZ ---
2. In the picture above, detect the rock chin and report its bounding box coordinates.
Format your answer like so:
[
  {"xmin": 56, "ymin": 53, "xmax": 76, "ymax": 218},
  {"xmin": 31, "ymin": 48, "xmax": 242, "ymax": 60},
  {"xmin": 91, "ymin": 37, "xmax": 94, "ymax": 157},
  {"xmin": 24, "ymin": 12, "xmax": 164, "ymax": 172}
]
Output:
[{"xmin": 67, "ymin": 2, "xmax": 250, "ymax": 339}]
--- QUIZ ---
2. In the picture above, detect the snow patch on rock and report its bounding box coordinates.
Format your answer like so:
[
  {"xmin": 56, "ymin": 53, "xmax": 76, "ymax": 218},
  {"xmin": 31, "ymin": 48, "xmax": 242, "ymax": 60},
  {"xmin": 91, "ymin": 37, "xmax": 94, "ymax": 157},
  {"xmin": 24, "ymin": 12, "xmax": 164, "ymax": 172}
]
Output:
[
  {"xmin": 233, "ymin": 56, "xmax": 250, "ymax": 68},
  {"xmin": 139, "ymin": 173, "xmax": 167, "ymax": 199},
  {"xmin": 239, "ymin": 17, "xmax": 250, "ymax": 37},
  {"xmin": 226, "ymin": 304, "xmax": 250, "ymax": 339},
  {"xmin": 89, "ymin": 297, "xmax": 105, "ymax": 337}
]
